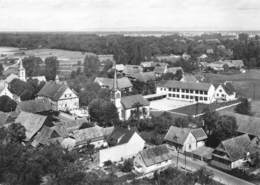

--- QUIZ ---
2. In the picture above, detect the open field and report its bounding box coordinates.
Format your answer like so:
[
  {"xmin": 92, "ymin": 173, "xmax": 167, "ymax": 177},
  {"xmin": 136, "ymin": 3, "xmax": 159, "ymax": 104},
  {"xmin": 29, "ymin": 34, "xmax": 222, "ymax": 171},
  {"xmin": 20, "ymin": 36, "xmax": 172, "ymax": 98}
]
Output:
[
  {"xmin": 202, "ymin": 70, "xmax": 260, "ymax": 100},
  {"xmin": 149, "ymin": 98, "xmax": 195, "ymax": 111}
]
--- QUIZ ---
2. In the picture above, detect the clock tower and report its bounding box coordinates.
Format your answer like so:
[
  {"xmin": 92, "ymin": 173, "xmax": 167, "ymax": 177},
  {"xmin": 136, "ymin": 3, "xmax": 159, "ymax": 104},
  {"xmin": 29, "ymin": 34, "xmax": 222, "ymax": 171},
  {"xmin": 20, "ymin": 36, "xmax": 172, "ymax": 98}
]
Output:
[{"xmin": 111, "ymin": 67, "xmax": 122, "ymax": 119}]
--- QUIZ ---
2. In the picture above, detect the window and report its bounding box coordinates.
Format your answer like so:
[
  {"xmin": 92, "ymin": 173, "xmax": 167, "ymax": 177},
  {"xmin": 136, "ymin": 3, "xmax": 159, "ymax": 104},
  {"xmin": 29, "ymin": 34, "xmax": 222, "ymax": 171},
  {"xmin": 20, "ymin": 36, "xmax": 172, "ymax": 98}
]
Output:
[
  {"xmin": 169, "ymin": 88, "xmax": 172, "ymax": 91},
  {"xmin": 195, "ymin": 90, "xmax": 199, "ymax": 94},
  {"xmin": 219, "ymin": 89, "xmax": 222, "ymax": 92},
  {"xmin": 200, "ymin": 90, "xmax": 203, "ymax": 94},
  {"xmin": 186, "ymin": 95, "xmax": 189, "ymax": 99},
  {"xmin": 168, "ymin": 94, "xmax": 171, "ymax": 97},
  {"xmin": 186, "ymin": 89, "xmax": 189, "ymax": 93},
  {"xmin": 173, "ymin": 88, "xmax": 176, "ymax": 92},
  {"xmin": 217, "ymin": 93, "xmax": 219, "ymax": 96},
  {"xmin": 204, "ymin": 91, "xmax": 207, "ymax": 95},
  {"xmin": 176, "ymin": 89, "xmax": 180, "ymax": 92},
  {"xmin": 204, "ymin": 97, "xmax": 208, "ymax": 101},
  {"xmin": 190, "ymin": 90, "xmax": 193, "ymax": 93},
  {"xmin": 189, "ymin": 144, "xmax": 191, "ymax": 149},
  {"xmin": 190, "ymin": 96, "xmax": 193, "ymax": 99},
  {"xmin": 176, "ymin": 95, "xmax": 180, "ymax": 98},
  {"xmin": 173, "ymin": 94, "xmax": 176, "ymax": 97},
  {"xmin": 161, "ymin": 88, "xmax": 163, "ymax": 91},
  {"xmin": 181, "ymin": 95, "xmax": 184, "ymax": 99},
  {"xmin": 200, "ymin": 97, "xmax": 203, "ymax": 100},
  {"xmin": 182, "ymin": 89, "xmax": 185, "ymax": 93}
]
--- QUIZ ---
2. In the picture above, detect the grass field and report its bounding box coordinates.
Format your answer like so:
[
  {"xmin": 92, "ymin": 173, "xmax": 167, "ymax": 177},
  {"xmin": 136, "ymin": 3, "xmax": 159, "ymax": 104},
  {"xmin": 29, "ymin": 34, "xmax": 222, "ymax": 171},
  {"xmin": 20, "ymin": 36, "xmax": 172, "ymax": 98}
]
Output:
[{"xmin": 202, "ymin": 70, "xmax": 260, "ymax": 100}]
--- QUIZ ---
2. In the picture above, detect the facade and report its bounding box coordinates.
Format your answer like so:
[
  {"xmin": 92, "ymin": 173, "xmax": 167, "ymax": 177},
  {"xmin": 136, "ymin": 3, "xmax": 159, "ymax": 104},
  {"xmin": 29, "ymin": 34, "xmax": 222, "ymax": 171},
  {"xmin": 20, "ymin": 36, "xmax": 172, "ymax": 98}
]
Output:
[
  {"xmin": 164, "ymin": 126, "xmax": 207, "ymax": 153},
  {"xmin": 111, "ymin": 70, "xmax": 150, "ymax": 121},
  {"xmin": 37, "ymin": 81, "xmax": 79, "ymax": 111},
  {"xmin": 156, "ymin": 80, "xmax": 216, "ymax": 104},
  {"xmin": 18, "ymin": 58, "xmax": 26, "ymax": 81},
  {"xmin": 212, "ymin": 134, "xmax": 257, "ymax": 170},
  {"xmin": 99, "ymin": 128, "xmax": 145, "ymax": 166},
  {"xmin": 134, "ymin": 144, "xmax": 174, "ymax": 174},
  {"xmin": 0, "ymin": 81, "xmax": 14, "ymax": 99},
  {"xmin": 214, "ymin": 82, "xmax": 237, "ymax": 101}
]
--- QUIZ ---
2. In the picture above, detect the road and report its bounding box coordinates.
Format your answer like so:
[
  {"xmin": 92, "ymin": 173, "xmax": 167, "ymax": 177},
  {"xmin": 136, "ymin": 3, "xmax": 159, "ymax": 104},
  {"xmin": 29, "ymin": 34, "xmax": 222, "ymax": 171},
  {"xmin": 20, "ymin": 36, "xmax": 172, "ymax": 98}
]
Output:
[{"xmin": 170, "ymin": 150, "xmax": 255, "ymax": 185}]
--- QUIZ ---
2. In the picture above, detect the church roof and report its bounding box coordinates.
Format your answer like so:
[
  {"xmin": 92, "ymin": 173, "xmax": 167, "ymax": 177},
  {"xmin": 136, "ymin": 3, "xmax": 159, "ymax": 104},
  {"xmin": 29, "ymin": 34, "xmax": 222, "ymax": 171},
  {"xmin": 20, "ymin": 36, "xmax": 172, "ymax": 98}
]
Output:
[
  {"xmin": 121, "ymin": 94, "xmax": 150, "ymax": 109},
  {"xmin": 37, "ymin": 81, "xmax": 68, "ymax": 101}
]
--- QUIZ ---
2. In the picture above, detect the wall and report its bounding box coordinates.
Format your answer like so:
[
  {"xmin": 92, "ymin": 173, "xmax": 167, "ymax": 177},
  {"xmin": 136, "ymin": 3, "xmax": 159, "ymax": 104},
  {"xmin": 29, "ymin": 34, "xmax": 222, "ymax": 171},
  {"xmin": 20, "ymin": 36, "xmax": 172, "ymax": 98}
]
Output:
[
  {"xmin": 99, "ymin": 132, "xmax": 145, "ymax": 166},
  {"xmin": 0, "ymin": 86, "xmax": 13, "ymax": 99},
  {"xmin": 123, "ymin": 106, "xmax": 150, "ymax": 121},
  {"xmin": 58, "ymin": 88, "xmax": 79, "ymax": 111},
  {"xmin": 183, "ymin": 133, "xmax": 197, "ymax": 152},
  {"xmin": 231, "ymin": 158, "xmax": 246, "ymax": 169},
  {"xmin": 215, "ymin": 85, "xmax": 236, "ymax": 101}
]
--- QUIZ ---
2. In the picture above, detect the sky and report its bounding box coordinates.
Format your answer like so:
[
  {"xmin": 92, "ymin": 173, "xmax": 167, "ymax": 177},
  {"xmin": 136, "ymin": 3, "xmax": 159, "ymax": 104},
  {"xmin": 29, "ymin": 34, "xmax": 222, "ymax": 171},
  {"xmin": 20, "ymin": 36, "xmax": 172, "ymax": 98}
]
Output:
[{"xmin": 0, "ymin": 0, "xmax": 260, "ymax": 31}]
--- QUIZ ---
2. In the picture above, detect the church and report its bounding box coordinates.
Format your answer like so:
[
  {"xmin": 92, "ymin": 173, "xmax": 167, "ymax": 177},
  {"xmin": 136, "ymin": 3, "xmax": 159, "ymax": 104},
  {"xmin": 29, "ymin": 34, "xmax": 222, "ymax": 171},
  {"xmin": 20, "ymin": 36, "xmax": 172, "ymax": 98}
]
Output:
[{"xmin": 111, "ymin": 70, "xmax": 150, "ymax": 121}]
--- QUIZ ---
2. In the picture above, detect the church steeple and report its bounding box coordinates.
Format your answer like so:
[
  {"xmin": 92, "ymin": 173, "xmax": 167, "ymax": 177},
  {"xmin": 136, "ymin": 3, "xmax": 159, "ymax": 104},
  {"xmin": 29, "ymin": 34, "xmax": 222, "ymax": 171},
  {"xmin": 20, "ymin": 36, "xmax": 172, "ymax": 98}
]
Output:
[
  {"xmin": 111, "ymin": 63, "xmax": 122, "ymax": 119},
  {"xmin": 18, "ymin": 58, "xmax": 26, "ymax": 81}
]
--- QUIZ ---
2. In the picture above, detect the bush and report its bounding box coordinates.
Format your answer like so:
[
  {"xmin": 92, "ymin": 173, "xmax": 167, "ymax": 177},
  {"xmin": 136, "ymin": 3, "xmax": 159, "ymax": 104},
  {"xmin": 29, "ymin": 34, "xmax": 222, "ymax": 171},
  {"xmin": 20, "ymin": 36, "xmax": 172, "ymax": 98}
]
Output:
[
  {"xmin": 235, "ymin": 98, "xmax": 251, "ymax": 115},
  {"xmin": 104, "ymin": 160, "xmax": 113, "ymax": 166},
  {"xmin": 120, "ymin": 159, "xmax": 133, "ymax": 172}
]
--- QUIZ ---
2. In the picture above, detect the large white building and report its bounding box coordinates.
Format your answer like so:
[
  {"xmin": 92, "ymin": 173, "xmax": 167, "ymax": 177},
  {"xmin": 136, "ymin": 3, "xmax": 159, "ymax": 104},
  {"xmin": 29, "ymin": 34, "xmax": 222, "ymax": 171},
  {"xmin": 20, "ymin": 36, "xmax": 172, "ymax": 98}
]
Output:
[
  {"xmin": 156, "ymin": 80, "xmax": 216, "ymax": 104},
  {"xmin": 37, "ymin": 81, "xmax": 79, "ymax": 111}
]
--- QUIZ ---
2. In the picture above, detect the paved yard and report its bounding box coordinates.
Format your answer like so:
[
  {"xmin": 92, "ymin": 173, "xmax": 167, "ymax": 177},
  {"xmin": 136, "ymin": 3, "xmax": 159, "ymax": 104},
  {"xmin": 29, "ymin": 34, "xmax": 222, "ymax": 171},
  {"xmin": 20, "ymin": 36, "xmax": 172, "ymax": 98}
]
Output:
[{"xmin": 149, "ymin": 98, "xmax": 195, "ymax": 111}]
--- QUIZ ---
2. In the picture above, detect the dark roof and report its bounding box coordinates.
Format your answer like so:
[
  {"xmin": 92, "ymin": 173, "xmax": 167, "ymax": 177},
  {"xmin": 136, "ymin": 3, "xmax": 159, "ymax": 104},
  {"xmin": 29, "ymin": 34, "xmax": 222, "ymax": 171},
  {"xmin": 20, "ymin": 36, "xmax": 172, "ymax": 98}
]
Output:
[
  {"xmin": 164, "ymin": 126, "xmax": 207, "ymax": 145},
  {"xmin": 108, "ymin": 127, "xmax": 136, "ymax": 145},
  {"xmin": 157, "ymin": 80, "xmax": 212, "ymax": 91},
  {"xmin": 123, "ymin": 65, "xmax": 142, "ymax": 75},
  {"xmin": 17, "ymin": 99, "xmax": 52, "ymax": 113},
  {"xmin": 121, "ymin": 94, "xmax": 150, "ymax": 109},
  {"xmin": 139, "ymin": 144, "xmax": 174, "ymax": 167},
  {"xmin": 37, "ymin": 81, "xmax": 68, "ymax": 101},
  {"xmin": 222, "ymin": 82, "xmax": 236, "ymax": 95},
  {"xmin": 95, "ymin": 77, "xmax": 133, "ymax": 89},
  {"xmin": 218, "ymin": 134, "xmax": 256, "ymax": 162}
]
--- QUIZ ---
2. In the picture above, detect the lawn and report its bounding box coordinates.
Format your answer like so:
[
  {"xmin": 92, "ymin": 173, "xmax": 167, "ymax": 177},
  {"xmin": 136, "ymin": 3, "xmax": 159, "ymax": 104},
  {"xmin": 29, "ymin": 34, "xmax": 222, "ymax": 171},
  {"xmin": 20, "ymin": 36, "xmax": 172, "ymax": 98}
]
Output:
[{"xmin": 202, "ymin": 70, "xmax": 260, "ymax": 100}]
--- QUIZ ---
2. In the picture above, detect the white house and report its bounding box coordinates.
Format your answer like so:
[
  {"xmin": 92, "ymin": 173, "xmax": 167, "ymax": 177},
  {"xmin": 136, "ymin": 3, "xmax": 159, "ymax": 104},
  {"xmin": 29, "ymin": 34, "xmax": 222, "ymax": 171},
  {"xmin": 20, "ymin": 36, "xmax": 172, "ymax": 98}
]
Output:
[
  {"xmin": 37, "ymin": 81, "xmax": 79, "ymax": 111},
  {"xmin": 111, "ymin": 70, "xmax": 150, "ymax": 121},
  {"xmin": 0, "ymin": 81, "xmax": 14, "ymax": 99},
  {"xmin": 214, "ymin": 82, "xmax": 237, "ymax": 101},
  {"xmin": 98, "ymin": 128, "xmax": 145, "ymax": 166},
  {"xmin": 164, "ymin": 126, "xmax": 207, "ymax": 153},
  {"xmin": 134, "ymin": 144, "xmax": 174, "ymax": 174},
  {"xmin": 156, "ymin": 80, "xmax": 216, "ymax": 104},
  {"xmin": 212, "ymin": 134, "xmax": 257, "ymax": 170}
]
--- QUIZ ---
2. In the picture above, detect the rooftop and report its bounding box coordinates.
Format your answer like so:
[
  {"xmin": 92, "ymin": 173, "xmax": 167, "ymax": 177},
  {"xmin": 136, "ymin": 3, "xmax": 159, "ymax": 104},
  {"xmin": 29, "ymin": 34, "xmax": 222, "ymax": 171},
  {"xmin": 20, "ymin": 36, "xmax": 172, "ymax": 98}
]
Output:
[
  {"xmin": 121, "ymin": 94, "xmax": 150, "ymax": 109},
  {"xmin": 157, "ymin": 80, "xmax": 212, "ymax": 91},
  {"xmin": 37, "ymin": 81, "xmax": 68, "ymax": 101}
]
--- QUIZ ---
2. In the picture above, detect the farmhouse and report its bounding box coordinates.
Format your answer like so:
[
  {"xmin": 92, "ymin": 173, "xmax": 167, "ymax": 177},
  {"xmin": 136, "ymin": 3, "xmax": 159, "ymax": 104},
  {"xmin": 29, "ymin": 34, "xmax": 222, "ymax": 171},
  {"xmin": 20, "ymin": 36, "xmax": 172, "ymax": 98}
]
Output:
[
  {"xmin": 98, "ymin": 127, "xmax": 145, "ymax": 166},
  {"xmin": 211, "ymin": 134, "xmax": 257, "ymax": 170},
  {"xmin": 94, "ymin": 77, "xmax": 133, "ymax": 93},
  {"xmin": 15, "ymin": 99, "xmax": 52, "ymax": 114},
  {"xmin": 134, "ymin": 144, "xmax": 174, "ymax": 174},
  {"xmin": 37, "ymin": 81, "xmax": 79, "ymax": 111},
  {"xmin": 156, "ymin": 80, "xmax": 216, "ymax": 104},
  {"xmin": 214, "ymin": 82, "xmax": 237, "ymax": 101},
  {"xmin": 164, "ymin": 126, "xmax": 207, "ymax": 152}
]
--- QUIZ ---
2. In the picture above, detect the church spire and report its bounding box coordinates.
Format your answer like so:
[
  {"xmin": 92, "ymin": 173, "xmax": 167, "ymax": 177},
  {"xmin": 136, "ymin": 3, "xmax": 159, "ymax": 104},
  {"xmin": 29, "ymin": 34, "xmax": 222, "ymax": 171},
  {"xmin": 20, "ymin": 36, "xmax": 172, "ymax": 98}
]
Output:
[
  {"xmin": 18, "ymin": 58, "xmax": 26, "ymax": 81},
  {"xmin": 113, "ymin": 66, "xmax": 118, "ymax": 91}
]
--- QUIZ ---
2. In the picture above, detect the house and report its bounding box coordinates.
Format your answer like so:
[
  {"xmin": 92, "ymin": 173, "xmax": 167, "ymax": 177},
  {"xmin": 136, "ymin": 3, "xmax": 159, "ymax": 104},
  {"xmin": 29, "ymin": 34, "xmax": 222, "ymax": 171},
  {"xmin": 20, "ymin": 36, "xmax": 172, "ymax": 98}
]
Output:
[
  {"xmin": 166, "ymin": 67, "xmax": 183, "ymax": 75},
  {"xmin": 180, "ymin": 74, "xmax": 199, "ymax": 83},
  {"xmin": 37, "ymin": 81, "xmax": 79, "ymax": 111},
  {"xmin": 221, "ymin": 60, "xmax": 244, "ymax": 69},
  {"xmin": 4, "ymin": 73, "xmax": 19, "ymax": 84},
  {"xmin": 15, "ymin": 99, "xmax": 52, "ymax": 114},
  {"xmin": 211, "ymin": 134, "xmax": 257, "ymax": 170},
  {"xmin": 214, "ymin": 82, "xmax": 237, "ymax": 101},
  {"xmin": 111, "ymin": 70, "xmax": 150, "ymax": 121},
  {"xmin": 154, "ymin": 54, "xmax": 181, "ymax": 63},
  {"xmin": 15, "ymin": 111, "xmax": 50, "ymax": 141},
  {"xmin": 134, "ymin": 144, "xmax": 174, "ymax": 174},
  {"xmin": 31, "ymin": 125, "xmax": 68, "ymax": 147},
  {"xmin": 164, "ymin": 126, "xmax": 207, "ymax": 152},
  {"xmin": 140, "ymin": 61, "xmax": 155, "ymax": 69},
  {"xmin": 154, "ymin": 63, "xmax": 168, "ymax": 77},
  {"xmin": 156, "ymin": 80, "xmax": 216, "ymax": 104},
  {"xmin": 0, "ymin": 81, "xmax": 14, "ymax": 99},
  {"xmin": 206, "ymin": 49, "xmax": 214, "ymax": 54},
  {"xmin": 115, "ymin": 64, "xmax": 125, "ymax": 72},
  {"xmin": 99, "ymin": 127, "xmax": 145, "ymax": 166},
  {"xmin": 30, "ymin": 76, "xmax": 47, "ymax": 83},
  {"xmin": 206, "ymin": 62, "xmax": 224, "ymax": 71},
  {"xmin": 123, "ymin": 65, "xmax": 142, "ymax": 77},
  {"xmin": 130, "ymin": 71, "xmax": 156, "ymax": 82},
  {"xmin": 71, "ymin": 125, "xmax": 114, "ymax": 148},
  {"xmin": 94, "ymin": 77, "xmax": 133, "ymax": 93},
  {"xmin": 182, "ymin": 53, "xmax": 191, "ymax": 61}
]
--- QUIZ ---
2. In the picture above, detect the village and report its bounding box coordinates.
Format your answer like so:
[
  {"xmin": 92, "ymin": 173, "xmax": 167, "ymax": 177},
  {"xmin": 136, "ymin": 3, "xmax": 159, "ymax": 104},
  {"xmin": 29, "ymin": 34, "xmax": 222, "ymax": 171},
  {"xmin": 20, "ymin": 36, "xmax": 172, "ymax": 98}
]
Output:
[{"xmin": 1, "ymin": 32, "xmax": 260, "ymax": 185}]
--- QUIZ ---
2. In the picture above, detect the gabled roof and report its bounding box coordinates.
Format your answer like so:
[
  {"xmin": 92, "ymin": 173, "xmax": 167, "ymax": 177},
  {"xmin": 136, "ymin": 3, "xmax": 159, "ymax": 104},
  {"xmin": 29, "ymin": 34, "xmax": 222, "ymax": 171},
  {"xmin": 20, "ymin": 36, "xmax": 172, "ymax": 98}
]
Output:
[
  {"xmin": 17, "ymin": 99, "xmax": 52, "ymax": 113},
  {"xmin": 164, "ymin": 126, "xmax": 207, "ymax": 145},
  {"xmin": 123, "ymin": 65, "xmax": 142, "ymax": 75},
  {"xmin": 222, "ymin": 82, "xmax": 236, "ymax": 95},
  {"xmin": 15, "ymin": 111, "xmax": 47, "ymax": 141},
  {"xmin": 73, "ymin": 125, "xmax": 114, "ymax": 146},
  {"xmin": 4, "ymin": 73, "xmax": 19, "ymax": 84},
  {"xmin": 139, "ymin": 144, "xmax": 174, "ymax": 167},
  {"xmin": 108, "ymin": 127, "xmax": 137, "ymax": 145},
  {"xmin": 158, "ymin": 80, "xmax": 212, "ymax": 91},
  {"xmin": 37, "ymin": 81, "xmax": 68, "ymax": 101},
  {"xmin": 217, "ymin": 134, "xmax": 256, "ymax": 162},
  {"xmin": 0, "ymin": 81, "xmax": 8, "ymax": 94},
  {"xmin": 95, "ymin": 77, "xmax": 133, "ymax": 89},
  {"xmin": 121, "ymin": 94, "xmax": 150, "ymax": 109}
]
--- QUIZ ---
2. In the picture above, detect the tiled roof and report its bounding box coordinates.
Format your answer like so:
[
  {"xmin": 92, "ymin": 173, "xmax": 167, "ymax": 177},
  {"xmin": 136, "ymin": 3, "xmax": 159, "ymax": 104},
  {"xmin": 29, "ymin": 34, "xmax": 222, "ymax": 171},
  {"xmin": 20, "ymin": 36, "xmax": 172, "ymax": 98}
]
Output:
[
  {"xmin": 157, "ymin": 80, "xmax": 212, "ymax": 91},
  {"xmin": 17, "ymin": 99, "xmax": 52, "ymax": 113},
  {"xmin": 108, "ymin": 127, "xmax": 137, "ymax": 145},
  {"xmin": 37, "ymin": 81, "xmax": 68, "ymax": 101},
  {"xmin": 95, "ymin": 77, "xmax": 133, "ymax": 89},
  {"xmin": 222, "ymin": 82, "xmax": 236, "ymax": 95},
  {"xmin": 164, "ymin": 126, "xmax": 207, "ymax": 145},
  {"xmin": 73, "ymin": 125, "xmax": 114, "ymax": 146},
  {"xmin": 139, "ymin": 144, "xmax": 174, "ymax": 167},
  {"xmin": 218, "ymin": 134, "xmax": 256, "ymax": 162},
  {"xmin": 15, "ymin": 111, "xmax": 47, "ymax": 141},
  {"xmin": 121, "ymin": 94, "xmax": 150, "ymax": 109}
]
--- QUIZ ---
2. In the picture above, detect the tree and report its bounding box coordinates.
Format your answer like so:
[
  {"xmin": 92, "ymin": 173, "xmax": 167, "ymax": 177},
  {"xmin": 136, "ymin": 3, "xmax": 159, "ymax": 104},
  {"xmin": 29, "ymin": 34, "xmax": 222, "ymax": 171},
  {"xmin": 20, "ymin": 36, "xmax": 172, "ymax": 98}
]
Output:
[
  {"xmin": 0, "ymin": 63, "xmax": 3, "ymax": 76},
  {"xmin": 22, "ymin": 56, "xmax": 42, "ymax": 77},
  {"xmin": 0, "ymin": 95, "xmax": 17, "ymax": 112},
  {"xmin": 8, "ymin": 78, "xmax": 27, "ymax": 96},
  {"xmin": 83, "ymin": 55, "xmax": 100, "ymax": 77},
  {"xmin": 202, "ymin": 108, "xmax": 219, "ymax": 135},
  {"xmin": 120, "ymin": 159, "xmax": 133, "ymax": 172},
  {"xmin": 7, "ymin": 123, "xmax": 26, "ymax": 144},
  {"xmin": 174, "ymin": 117, "xmax": 189, "ymax": 128},
  {"xmin": 235, "ymin": 98, "xmax": 251, "ymax": 115},
  {"xmin": 45, "ymin": 56, "xmax": 59, "ymax": 81},
  {"xmin": 88, "ymin": 99, "xmax": 119, "ymax": 126}
]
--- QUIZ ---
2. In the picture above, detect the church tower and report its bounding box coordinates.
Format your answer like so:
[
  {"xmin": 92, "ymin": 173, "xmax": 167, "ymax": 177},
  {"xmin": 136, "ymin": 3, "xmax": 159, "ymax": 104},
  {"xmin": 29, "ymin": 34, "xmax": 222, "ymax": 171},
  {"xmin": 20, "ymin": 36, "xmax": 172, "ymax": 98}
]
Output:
[
  {"xmin": 18, "ymin": 58, "xmax": 26, "ymax": 81},
  {"xmin": 111, "ymin": 67, "xmax": 122, "ymax": 120}
]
